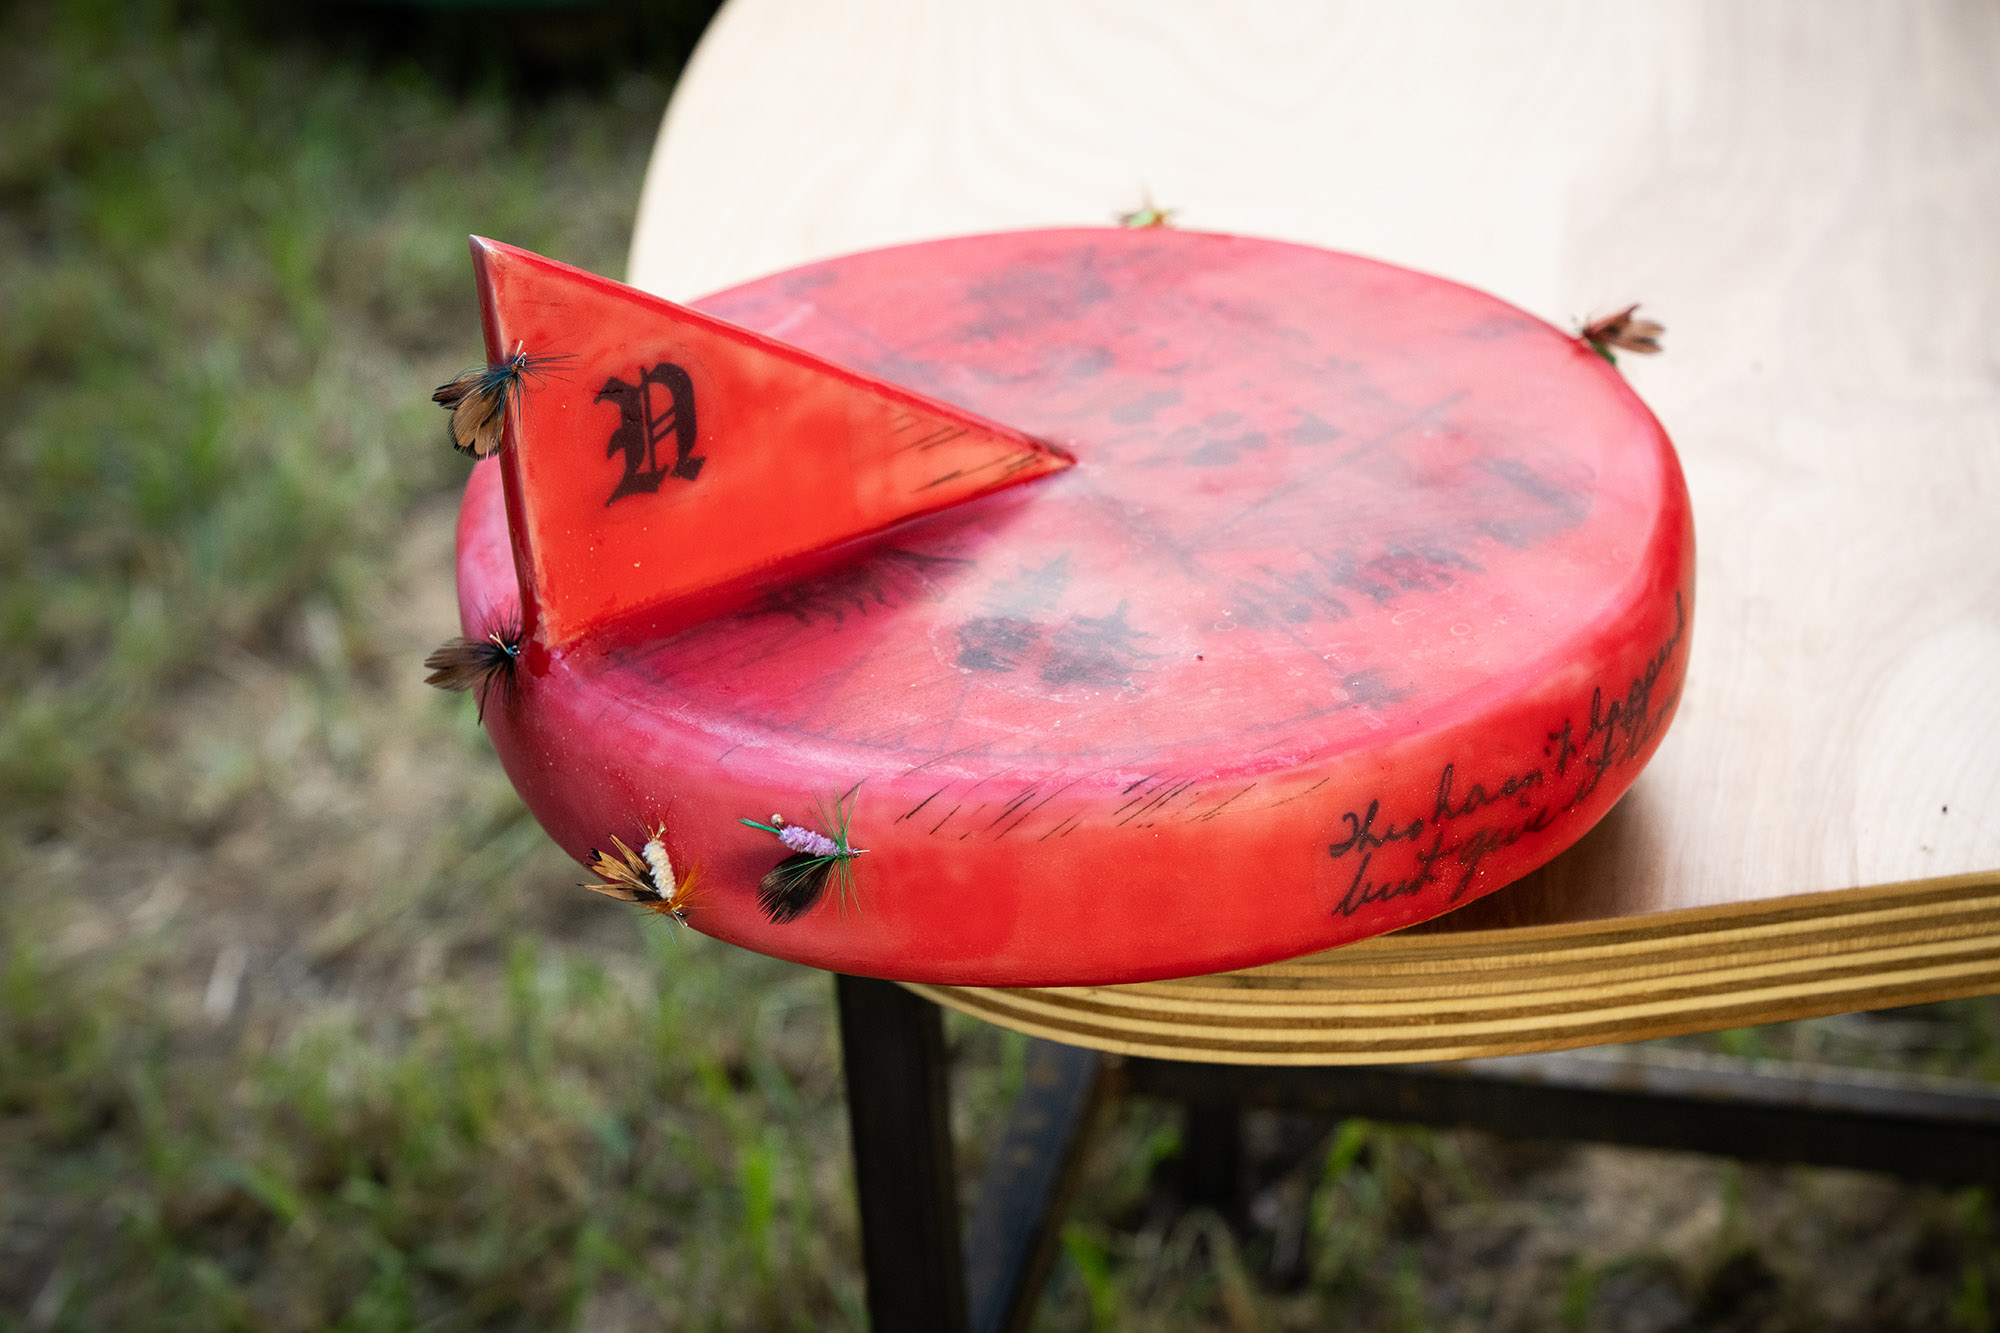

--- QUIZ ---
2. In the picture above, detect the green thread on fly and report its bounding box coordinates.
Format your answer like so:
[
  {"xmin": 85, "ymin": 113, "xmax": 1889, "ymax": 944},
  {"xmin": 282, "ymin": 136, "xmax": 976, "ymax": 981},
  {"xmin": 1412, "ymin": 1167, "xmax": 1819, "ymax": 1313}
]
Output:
[
  {"xmin": 1116, "ymin": 191, "xmax": 1178, "ymax": 229},
  {"xmin": 583, "ymin": 826, "xmax": 701, "ymax": 925},
  {"xmin": 739, "ymin": 783, "xmax": 866, "ymax": 924},
  {"xmin": 1575, "ymin": 305, "xmax": 1664, "ymax": 367}
]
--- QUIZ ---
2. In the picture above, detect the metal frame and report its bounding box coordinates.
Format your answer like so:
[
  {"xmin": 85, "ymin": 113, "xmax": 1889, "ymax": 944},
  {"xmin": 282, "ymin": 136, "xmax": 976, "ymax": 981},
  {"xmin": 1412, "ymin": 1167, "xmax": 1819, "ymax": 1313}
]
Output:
[{"xmin": 836, "ymin": 975, "xmax": 2000, "ymax": 1333}]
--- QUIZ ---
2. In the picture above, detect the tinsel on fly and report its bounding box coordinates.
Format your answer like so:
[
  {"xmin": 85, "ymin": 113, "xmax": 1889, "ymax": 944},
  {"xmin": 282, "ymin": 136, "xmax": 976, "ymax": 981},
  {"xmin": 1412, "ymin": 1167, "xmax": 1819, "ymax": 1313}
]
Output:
[
  {"xmin": 432, "ymin": 342, "xmax": 570, "ymax": 457},
  {"xmin": 739, "ymin": 785, "xmax": 866, "ymax": 924}
]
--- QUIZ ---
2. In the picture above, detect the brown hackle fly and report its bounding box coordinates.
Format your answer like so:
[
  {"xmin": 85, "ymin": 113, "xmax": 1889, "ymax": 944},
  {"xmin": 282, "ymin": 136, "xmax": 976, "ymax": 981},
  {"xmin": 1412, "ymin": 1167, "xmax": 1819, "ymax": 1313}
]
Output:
[
  {"xmin": 1576, "ymin": 305, "xmax": 1664, "ymax": 365},
  {"xmin": 584, "ymin": 828, "xmax": 700, "ymax": 924},
  {"xmin": 432, "ymin": 341, "xmax": 568, "ymax": 458},
  {"xmin": 423, "ymin": 616, "xmax": 522, "ymax": 721}
]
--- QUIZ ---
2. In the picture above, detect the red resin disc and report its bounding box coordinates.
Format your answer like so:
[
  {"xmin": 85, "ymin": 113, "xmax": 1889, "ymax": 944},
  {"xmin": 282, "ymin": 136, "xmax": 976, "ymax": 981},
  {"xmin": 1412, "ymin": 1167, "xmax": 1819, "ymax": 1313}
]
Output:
[{"xmin": 453, "ymin": 228, "xmax": 1693, "ymax": 986}]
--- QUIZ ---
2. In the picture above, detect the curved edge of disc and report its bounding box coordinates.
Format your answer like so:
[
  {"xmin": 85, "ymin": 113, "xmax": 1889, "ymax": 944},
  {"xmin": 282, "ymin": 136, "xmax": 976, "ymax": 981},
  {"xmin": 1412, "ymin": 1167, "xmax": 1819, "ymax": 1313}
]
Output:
[{"xmin": 450, "ymin": 229, "xmax": 1697, "ymax": 986}]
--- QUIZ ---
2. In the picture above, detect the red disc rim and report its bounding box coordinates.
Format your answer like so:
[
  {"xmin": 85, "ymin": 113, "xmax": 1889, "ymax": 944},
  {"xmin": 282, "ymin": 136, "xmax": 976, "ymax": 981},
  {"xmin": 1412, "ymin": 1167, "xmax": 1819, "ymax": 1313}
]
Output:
[{"xmin": 455, "ymin": 228, "xmax": 1693, "ymax": 985}]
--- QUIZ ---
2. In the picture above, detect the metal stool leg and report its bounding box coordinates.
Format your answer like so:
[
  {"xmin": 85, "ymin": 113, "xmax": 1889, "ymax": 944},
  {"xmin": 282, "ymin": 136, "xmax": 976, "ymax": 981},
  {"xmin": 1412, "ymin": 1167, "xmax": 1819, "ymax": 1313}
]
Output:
[
  {"xmin": 836, "ymin": 974, "xmax": 969, "ymax": 1333},
  {"xmin": 964, "ymin": 1039, "xmax": 1105, "ymax": 1333},
  {"xmin": 1181, "ymin": 1101, "xmax": 1246, "ymax": 1218}
]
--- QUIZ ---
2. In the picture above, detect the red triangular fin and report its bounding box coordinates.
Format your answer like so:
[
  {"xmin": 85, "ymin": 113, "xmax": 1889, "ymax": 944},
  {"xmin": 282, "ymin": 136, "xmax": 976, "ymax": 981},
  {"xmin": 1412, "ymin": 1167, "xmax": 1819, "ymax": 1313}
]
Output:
[{"xmin": 468, "ymin": 238, "xmax": 1072, "ymax": 648}]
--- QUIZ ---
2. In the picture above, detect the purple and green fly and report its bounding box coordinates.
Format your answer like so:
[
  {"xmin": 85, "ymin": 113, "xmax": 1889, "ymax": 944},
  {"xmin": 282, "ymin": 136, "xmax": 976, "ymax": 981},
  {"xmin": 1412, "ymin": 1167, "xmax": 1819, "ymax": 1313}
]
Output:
[{"xmin": 739, "ymin": 786, "xmax": 866, "ymax": 924}]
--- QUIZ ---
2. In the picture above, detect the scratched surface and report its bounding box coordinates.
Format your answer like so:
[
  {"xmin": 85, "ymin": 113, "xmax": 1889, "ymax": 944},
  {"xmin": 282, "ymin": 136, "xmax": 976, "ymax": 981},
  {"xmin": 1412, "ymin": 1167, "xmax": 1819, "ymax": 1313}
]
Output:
[
  {"xmin": 619, "ymin": 229, "xmax": 1665, "ymax": 777},
  {"xmin": 461, "ymin": 228, "xmax": 1691, "ymax": 982}
]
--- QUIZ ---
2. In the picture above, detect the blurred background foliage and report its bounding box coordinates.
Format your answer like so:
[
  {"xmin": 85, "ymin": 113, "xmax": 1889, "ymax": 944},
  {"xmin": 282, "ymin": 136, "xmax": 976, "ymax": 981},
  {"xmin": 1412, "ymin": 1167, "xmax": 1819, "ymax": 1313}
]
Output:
[
  {"xmin": 0, "ymin": 0, "xmax": 702, "ymax": 821},
  {"xmin": 3, "ymin": 2, "xmax": 2000, "ymax": 1329}
]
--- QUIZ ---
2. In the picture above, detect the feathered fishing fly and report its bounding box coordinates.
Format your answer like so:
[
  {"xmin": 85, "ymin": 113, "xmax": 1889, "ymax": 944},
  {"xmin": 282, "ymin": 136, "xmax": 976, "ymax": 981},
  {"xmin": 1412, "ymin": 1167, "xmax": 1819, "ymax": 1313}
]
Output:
[
  {"xmin": 738, "ymin": 786, "xmax": 866, "ymax": 924},
  {"xmin": 432, "ymin": 341, "xmax": 569, "ymax": 457},
  {"xmin": 423, "ymin": 614, "xmax": 523, "ymax": 721},
  {"xmin": 584, "ymin": 826, "xmax": 701, "ymax": 924},
  {"xmin": 1576, "ymin": 305, "xmax": 1664, "ymax": 366}
]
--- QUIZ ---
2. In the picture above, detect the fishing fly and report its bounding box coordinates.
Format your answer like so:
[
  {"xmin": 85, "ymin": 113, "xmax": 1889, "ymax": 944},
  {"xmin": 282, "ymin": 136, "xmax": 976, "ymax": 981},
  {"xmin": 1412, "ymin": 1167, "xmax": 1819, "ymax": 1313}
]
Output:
[
  {"xmin": 738, "ymin": 786, "xmax": 866, "ymax": 924},
  {"xmin": 423, "ymin": 613, "xmax": 523, "ymax": 721},
  {"xmin": 432, "ymin": 341, "xmax": 569, "ymax": 457},
  {"xmin": 1116, "ymin": 191, "xmax": 1178, "ymax": 229},
  {"xmin": 584, "ymin": 826, "xmax": 701, "ymax": 924},
  {"xmin": 1575, "ymin": 305, "xmax": 1664, "ymax": 366}
]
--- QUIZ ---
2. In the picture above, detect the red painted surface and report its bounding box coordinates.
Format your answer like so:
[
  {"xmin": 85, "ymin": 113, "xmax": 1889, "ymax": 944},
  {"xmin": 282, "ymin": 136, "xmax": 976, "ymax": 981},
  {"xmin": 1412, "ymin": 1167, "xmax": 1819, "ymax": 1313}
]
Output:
[
  {"xmin": 453, "ymin": 228, "xmax": 1695, "ymax": 986},
  {"xmin": 470, "ymin": 238, "xmax": 1070, "ymax": 648}
]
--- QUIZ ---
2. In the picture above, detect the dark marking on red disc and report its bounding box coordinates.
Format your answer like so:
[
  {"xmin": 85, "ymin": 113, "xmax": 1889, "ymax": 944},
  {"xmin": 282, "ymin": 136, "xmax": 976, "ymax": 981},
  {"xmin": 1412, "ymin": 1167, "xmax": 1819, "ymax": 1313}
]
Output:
[{"xmin": 454, "ymin": 228, "xmax": 1693, "ymax": 985}]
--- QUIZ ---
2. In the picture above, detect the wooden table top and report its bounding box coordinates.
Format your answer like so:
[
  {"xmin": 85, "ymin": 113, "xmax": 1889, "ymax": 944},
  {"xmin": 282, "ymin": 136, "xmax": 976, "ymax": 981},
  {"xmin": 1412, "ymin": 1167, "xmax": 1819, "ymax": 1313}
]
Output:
[{"xmin": 625, "ymin": 0, "xmax": 2000, "ymax": 1060}]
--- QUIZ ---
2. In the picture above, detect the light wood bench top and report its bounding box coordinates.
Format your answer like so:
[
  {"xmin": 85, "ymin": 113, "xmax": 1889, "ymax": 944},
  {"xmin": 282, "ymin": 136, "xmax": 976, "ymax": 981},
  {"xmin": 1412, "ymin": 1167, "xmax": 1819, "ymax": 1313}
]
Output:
[{"xmin": 630, "ymin": 0, "xmax": 2000, "ymax": 1059}]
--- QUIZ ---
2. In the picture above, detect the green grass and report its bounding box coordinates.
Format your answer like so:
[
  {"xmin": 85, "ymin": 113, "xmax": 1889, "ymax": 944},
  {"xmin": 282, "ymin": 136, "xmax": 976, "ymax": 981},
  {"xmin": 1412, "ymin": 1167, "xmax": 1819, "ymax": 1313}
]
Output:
[
  {"xmin": 6, "ymin": 4, "xmax": 2000, "ymax": 1329},
  {"xmin": 4, "ymin": 904, "xmax": 861, "ymax": 1328},
  {"xmin": 0, "ymin": 1, "xmax": 658, "ymax": 821}
]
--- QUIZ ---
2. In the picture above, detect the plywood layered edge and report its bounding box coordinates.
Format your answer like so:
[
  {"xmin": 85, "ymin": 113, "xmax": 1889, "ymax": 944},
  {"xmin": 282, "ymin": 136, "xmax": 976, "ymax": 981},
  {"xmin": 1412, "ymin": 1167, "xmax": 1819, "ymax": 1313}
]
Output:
[{"xmin": 904, "ymin": 871, "xmax": 2000, "ymax": 1065}]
